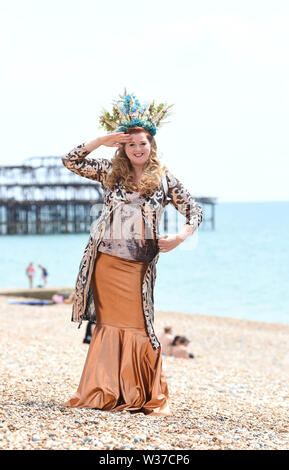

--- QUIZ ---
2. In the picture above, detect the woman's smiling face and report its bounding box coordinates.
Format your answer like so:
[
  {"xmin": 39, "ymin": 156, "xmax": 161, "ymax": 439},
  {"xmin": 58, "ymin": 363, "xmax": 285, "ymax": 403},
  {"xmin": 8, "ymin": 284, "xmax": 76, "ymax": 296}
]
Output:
[{"xmin": 124, "ymin": 131, "xmax": 151, "ymax": 167}]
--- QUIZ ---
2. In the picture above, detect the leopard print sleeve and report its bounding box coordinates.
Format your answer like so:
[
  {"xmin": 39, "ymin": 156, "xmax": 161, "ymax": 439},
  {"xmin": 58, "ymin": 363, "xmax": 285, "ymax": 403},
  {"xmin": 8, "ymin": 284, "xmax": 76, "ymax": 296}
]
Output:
[
  {"xmin": 165, "ymin": 168, "xmax": 203, "ymax": 231},
  {"xmin": 61, "ymin": 142, "xmax": 112, "ymax": 186}
]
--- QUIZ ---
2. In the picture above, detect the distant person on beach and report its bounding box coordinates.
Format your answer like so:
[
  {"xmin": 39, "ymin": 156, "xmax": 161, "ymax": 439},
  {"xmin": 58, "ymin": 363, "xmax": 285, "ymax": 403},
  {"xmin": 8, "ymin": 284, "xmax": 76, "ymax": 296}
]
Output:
[
  {"xmin": 26, "ymin": 262, "xmax": 35, "ymax": 288},
  {"xmin": 159, "ymin": 326, "xmax": 174, "ymax": 355},
  {"xmin": 170, "ymin": 336, "xmax": 194, "ymax": 359},
  {"xmin": 38, "ymin": 265, "xmax": 48, "ymax": 286},
  {"xmin": 52, "ymin": 292, "xmax": 75, "ymax": 304},
  {"xmin": 83, "ymin": 321, "xmax": 96, "ymax": 344},
  {"xmin": 165, "ymin": 335, "xmax": 181, "ymax": 356},
  {"xmin": 64, "ymin": 292, "xmax": 75, "ymax": 304}
]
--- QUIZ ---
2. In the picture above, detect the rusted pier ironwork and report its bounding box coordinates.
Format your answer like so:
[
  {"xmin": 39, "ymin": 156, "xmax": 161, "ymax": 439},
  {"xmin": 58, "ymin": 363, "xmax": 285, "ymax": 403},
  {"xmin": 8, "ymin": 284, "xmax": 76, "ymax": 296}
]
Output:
[{"xmin": 0, "ymin": 155, "xmax": 217, "ymax": 235}]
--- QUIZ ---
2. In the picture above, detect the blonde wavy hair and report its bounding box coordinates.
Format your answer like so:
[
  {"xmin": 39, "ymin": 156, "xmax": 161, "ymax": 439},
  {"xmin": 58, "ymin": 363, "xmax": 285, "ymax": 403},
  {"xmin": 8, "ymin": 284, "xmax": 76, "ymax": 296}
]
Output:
[{"xmin": 106, "ymin": 127, "xmax": 167, "ymax": 197}]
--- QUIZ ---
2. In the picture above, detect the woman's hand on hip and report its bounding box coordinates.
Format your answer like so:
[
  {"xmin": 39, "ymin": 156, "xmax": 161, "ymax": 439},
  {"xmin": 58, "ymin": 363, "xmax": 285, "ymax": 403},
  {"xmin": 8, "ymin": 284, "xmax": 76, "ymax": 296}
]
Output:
[{"xmin": 158, "ymin": 234, "xmax": 182, "ymax": 253}]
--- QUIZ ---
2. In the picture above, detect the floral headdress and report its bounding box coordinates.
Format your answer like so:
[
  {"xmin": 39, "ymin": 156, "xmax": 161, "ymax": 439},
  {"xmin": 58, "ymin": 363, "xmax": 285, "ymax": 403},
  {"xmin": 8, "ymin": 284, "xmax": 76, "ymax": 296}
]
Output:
[{"xmin": 98, "ymin": 88, "xmax": 174, "ymax": 136}]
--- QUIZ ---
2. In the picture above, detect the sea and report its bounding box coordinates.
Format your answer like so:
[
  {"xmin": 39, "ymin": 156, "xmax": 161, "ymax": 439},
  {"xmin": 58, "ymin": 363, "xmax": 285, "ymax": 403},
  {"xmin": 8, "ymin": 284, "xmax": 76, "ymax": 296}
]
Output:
[{"xmin": 1, "ymin": 201, "xmax": 288, "ymax": 325}]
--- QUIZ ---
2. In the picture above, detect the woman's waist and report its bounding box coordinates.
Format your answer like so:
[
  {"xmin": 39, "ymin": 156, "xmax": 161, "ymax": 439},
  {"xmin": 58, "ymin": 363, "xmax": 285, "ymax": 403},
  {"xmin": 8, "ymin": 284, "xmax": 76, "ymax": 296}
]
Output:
[
  {"xmin": 96, "ymin": 248, "xmax": 152, "ymax": 265},
  {"xmin": 98, "ymin": 239, "xmax": 157, "ymax": 261}
]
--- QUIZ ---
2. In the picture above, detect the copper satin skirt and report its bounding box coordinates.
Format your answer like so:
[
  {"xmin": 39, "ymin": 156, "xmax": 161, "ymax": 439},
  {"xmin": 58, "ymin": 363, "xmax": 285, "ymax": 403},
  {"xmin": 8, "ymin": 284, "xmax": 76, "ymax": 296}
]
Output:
[{"xmin": 61, "ymin": 251, "xmax": 171, "ymax": 416}]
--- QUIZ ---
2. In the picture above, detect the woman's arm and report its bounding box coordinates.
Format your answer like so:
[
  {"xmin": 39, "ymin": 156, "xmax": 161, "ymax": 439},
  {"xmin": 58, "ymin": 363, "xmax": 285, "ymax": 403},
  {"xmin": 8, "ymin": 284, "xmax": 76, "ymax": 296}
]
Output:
[
  {"xmin": 62, "ymin": 133, "xmax": 132, "ymax": 184},
  {"xmin": 61, "ymin": 138, "xmax": 111, "ymax": 185},
  {"xmin": 166, "ymin": 168, "xmax": 203, "ymax": 237},
  {"xmin": 158, "ymin": 168, "xmax": 203, "ymax": 252}
]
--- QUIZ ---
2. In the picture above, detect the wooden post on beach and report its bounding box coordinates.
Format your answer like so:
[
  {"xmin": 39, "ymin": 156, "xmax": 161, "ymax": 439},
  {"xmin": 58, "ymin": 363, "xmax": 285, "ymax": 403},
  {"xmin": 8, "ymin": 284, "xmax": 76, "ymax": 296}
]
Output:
[{"xmin": 163, "ymin": 210, "xmax": 168, "ymax": 232}]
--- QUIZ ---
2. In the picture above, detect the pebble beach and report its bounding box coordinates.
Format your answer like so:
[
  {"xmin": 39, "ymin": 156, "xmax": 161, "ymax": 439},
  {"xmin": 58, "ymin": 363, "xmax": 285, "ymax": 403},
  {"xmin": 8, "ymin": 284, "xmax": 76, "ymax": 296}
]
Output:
[{"xmin": 1, "ymin": 294, "xmax": 289, "ymax": 450}]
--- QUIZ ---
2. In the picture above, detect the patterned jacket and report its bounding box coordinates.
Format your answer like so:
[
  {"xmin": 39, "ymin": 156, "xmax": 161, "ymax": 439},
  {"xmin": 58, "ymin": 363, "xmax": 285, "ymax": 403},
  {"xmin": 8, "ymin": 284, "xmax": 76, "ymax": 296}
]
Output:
[{"xmin": 62, "ymin": 143, "xmax": 203, "ymax": 350}]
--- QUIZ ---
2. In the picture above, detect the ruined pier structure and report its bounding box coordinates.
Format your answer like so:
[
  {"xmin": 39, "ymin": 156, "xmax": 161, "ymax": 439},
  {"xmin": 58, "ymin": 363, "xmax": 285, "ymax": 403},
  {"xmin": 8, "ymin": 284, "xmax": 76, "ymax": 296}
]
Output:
[{"xmin": 0, "ymin": 156, "xmax": 217, "ymax": 235}]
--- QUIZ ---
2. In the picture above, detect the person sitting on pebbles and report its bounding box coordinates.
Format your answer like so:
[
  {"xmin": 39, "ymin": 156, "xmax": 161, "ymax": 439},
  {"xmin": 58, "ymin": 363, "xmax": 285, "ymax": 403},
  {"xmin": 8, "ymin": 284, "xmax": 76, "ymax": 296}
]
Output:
[
  {"xmin": 170, "ymin": 336, "xmax": 194, "ymax": 359},
  {"xmin": 164, "ymin": 335, "xmax": 181, "ymax": 356},
  {"xmin": 159, "ymin": 326, "xmax": 174, "ymax": 355}
]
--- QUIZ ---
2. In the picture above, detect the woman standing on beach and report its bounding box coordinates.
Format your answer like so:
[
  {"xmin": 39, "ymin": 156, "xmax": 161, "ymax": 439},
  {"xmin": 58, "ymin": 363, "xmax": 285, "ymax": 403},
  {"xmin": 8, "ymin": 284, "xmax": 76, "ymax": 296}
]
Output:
[
  {"xmin": 26, "ymin": 262, "xmax": 35, "ymax": 288},
  {"xmin": 61, "ymin": 90, "xmax": 203, "ymax": 416}
]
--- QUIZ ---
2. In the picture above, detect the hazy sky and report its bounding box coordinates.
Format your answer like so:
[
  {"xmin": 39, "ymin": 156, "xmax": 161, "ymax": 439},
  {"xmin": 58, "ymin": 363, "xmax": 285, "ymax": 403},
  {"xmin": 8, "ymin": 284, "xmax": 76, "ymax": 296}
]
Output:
[{"xmin": 1, "ymin": 0, "xmax": 288, "ymax": 202}]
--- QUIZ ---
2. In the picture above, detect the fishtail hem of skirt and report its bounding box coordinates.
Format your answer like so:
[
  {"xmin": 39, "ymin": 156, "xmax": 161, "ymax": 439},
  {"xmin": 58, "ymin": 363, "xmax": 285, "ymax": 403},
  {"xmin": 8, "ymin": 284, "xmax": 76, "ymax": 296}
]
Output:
[{"xmin": 61, "ymin": 323, "xmax": 171, "ymax": 416}]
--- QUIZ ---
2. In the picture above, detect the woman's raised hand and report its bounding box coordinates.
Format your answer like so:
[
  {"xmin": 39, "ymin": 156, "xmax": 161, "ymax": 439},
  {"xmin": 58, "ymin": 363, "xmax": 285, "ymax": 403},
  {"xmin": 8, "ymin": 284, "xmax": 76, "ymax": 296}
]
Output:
[{"xmin": 99, "ymin": 132, "xmax": 133, "ymax": 148}]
